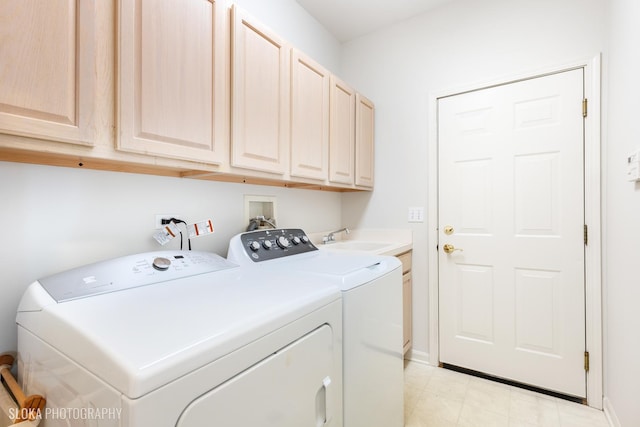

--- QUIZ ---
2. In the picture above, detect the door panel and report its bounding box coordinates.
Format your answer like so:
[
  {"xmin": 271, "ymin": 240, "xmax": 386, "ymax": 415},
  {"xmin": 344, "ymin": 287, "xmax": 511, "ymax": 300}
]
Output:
[
  {"xmin": 438, "ymin": 69, "xmax": 586, "ymax": 397},
  {"xmin": 329, "ymin": 76, "xmax": 355, "ymax": 185},
  {"xmin": 515, "ymin": 153, "xmax": 560, "ymax": 235},
  {"xmin": 118, "ymin": 0, "xmax": 228, "ymax": 164},
  {"xmin": 514, "ymin": 268, "xmax": 561, "ymax": 355},
  {"xmin": 355, "ymin": 93, "xmax": 375, "ymax": 188},
  {"xmin": 231, "ymin": 5, "xmax": 289, "ymax": 174},
  {"xmin": 456, "ymin": 263, "xmax": 494, "ymax": 344},
  {"xmin": 0, "ymin": 0, "xmax": 95, "ymax": 145},
  {"xmin": 177, "ymin": 325, "xmax": 336, "ymax": 426},
  {"xmin": 290, "ymin": 49, "xmax": 329, "ymax": 181}
]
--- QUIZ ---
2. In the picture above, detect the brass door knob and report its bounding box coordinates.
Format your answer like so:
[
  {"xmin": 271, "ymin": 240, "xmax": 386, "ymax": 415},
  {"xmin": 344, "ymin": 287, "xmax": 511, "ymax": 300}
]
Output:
[{"xmin": 443, "ymin": 244, "xmax": 463, "ymax": 254}]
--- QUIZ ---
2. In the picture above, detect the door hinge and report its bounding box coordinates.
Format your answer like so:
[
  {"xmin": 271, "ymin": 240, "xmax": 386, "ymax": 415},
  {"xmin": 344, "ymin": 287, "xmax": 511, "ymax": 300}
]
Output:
[
  {"xmin": 584, "ymin": 224, "xmax": 588, "ymax": 245},
  {"xmin": 584, "ymin": 351, "xmax": 590, "ymax": 372},
  {"xmin": 583, "ymin": 98, "xmax": 588, "ymax": 118}
]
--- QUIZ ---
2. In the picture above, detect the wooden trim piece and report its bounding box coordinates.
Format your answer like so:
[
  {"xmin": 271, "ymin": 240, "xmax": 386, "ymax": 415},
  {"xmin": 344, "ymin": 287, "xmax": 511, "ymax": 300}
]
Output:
[
  {"xmin": 0, "ymin": 353, "xmax": 46, "ymax": 422},
  {"xmin": 0, "ymin": 147, "xmax": 365, "ymax": 192},
  {"xmin": 0, "ymin": 147, "xmax": 186, "ymax": 178}
]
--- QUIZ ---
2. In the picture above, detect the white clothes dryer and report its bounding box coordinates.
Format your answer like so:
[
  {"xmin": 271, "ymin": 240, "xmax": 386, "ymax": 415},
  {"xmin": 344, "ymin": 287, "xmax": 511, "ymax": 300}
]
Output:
[
  {"xmin": 16, "ymin": 250, "xmax": 342, "ymax": 427},
  {"xmin": 227, "ymin": 229, "xmax": 404, "ymax": 427}
]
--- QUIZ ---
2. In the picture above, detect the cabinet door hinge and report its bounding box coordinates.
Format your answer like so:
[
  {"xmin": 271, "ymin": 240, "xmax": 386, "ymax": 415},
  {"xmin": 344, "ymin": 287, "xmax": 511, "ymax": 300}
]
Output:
[
  {"xmin": 584, "ymin": 224, "xmax": 588, "ymax": 245},
  {"xmin": 583, "ymin": 98, "xmax": 588, "ymax": 118},
  {"xmin": 584, "ymin": 351, "xmax": 590, "ymax": 372}
]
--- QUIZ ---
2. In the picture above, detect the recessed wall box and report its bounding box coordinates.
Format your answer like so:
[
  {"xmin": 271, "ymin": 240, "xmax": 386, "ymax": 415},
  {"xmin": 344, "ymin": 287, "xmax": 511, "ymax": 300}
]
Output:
[{"xmin": 244, "ymin": 195, "xmax": 277, "ymax": 229}]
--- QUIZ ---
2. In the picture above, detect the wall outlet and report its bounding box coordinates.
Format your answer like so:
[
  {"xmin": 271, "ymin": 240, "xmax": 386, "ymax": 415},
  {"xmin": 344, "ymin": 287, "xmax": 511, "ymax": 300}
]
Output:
[
  {"xmin": 408, "ymin": 207, "xmax": 425, "ymax": 223},
  {"xmin": 155, "ymin": 214, "xmax": 182, "ymax": 229}
]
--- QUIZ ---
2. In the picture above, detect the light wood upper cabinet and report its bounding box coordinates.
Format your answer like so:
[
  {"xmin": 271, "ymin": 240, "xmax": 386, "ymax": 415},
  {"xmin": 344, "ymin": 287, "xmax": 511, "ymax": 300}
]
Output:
[
  {"xmin": 117, "ymin": 0, "xmax": 229, "ymax": 164},
  {"xmin": 0, "ymin": 0, "xmax": 96, "ymax": 145},
  {"xmin": 355, "ymin": 93, "xmax": 375, "ymax": 188},
  {"xmin": 329, "ymin": 76, "xmax": 356, "ymax": 185},
  {"xmin": 231, "ymin": 5, "xmax": 290, "ymax": 175},
  {"xmin": 290, "ymin": 49, "xmax": 330, "ymax": 182},
  {"xmin": 0, "ymin": 0, "xmax": 375, "ymax": 192}
]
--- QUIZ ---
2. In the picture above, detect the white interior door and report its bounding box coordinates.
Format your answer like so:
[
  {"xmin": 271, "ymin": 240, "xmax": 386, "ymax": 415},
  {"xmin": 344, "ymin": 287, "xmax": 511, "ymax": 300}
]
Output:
[{"xmin": 438, "ymin": 69, "xmax": 586, "ymax": 397}]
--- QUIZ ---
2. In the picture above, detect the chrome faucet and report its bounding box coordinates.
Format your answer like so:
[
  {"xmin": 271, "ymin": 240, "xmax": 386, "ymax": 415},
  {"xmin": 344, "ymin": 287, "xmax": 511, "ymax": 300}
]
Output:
[{"xmin": 322, "ymin": 227, "xmax": 350, "ymax": 244}]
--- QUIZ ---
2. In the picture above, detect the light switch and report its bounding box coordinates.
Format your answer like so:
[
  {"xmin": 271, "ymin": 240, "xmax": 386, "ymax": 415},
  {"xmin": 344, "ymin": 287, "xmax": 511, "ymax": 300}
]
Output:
[
  {"xmin": 408, "ymin": 207, "xmax": 424, "ymax": 223},
  {"xmin": 627, "ymin": 150, "xmax": 640, "ymax": 182}
]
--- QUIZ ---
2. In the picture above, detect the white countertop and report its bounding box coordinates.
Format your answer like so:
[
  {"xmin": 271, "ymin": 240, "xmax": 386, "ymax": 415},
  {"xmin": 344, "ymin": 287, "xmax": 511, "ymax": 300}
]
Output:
[{"xmin": 308, "ymin": 228, "xmax": 412, "ymax": 256}]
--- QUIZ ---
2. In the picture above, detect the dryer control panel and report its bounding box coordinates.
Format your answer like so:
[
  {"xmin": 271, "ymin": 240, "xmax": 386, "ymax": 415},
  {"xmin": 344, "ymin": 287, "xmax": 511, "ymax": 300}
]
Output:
[
  {"xmin": 38, "ymin": 251, "xmax": 236, "ymax": 302},
  {"xmin": 238, "ymin": 229, "xmax": 317, "ymax": 262}
]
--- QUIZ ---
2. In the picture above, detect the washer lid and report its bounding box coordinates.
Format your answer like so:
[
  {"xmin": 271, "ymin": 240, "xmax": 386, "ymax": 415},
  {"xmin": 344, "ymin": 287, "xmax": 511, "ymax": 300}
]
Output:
[
  {"xmin": 231, "ymin": 249, "xmax": 401, "ymax": 291},
  {"xmin": 288, "ymin": 252, "xmax": 401, "ymax": 290},
  {"xmin": 17, "ymin": 262, "xmax": 340, "ymax": 399},
  {"xmin": 282, "ymin": 251, "xmax": 385, "ymax": 275}
]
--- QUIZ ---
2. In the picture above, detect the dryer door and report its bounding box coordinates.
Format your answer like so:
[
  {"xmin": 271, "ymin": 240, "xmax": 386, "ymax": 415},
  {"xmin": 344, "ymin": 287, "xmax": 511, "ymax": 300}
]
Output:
[{"xmin": 176, "ymin": 325, "xmax": 336, "ymax": 427}]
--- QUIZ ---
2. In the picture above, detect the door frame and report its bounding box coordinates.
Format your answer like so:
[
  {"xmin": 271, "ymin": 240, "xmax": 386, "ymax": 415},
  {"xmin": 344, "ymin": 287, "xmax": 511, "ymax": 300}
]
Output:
[{"xmin": 426, "ymin": 55, "xmax": 602, "ymax": 409}]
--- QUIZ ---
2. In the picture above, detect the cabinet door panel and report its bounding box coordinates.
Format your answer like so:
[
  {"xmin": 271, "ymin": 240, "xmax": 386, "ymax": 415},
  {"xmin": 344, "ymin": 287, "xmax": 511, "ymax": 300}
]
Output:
[
  {"xmin": 0, "ymin": 0, "xmax": 95, "ymax": 145},
  {"xmin": 118, "ymin": 0, "xmax": 228, "ymax": 164},
  {"xmin": 329, "ymin": 76, "xmax": 355, "ymax": 185},
  {"xmin": 290, "ymin": 50, "xmax": 329, "ymax": 181},
  {"xmin": 403, "ymin": 271, "xmax": 413, "ymax": 354},
  {"xmin": 231, "ymin": 5, "xmax": 289, "ymax": 174},
  {"xmin": 355, "ymin": 93, "xmax": 375, "ymax": 188}
]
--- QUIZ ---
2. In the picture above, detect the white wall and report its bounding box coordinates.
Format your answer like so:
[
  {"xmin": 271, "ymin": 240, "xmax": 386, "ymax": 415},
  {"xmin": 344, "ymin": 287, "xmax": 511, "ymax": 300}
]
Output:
[
  {"xmin": 0, "ymin": 0, "xmax": 343, "ymax": 354},
  {"xmin": 339, "ymin": 0, "xmax": 608, "ymax": 365},
  {"xmin": 604, "ymin": 0, "xmax": 640, "ymax": 424},
  {"xmin": 0, "ymin": 162, "xmax": 342, "ymax": 352}
]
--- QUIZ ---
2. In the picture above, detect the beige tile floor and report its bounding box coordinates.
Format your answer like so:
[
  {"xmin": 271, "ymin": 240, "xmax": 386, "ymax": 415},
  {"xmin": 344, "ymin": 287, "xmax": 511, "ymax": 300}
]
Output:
[{"xmin": 404, "ymin": 361, "xmax": 610, "ymax": 427}]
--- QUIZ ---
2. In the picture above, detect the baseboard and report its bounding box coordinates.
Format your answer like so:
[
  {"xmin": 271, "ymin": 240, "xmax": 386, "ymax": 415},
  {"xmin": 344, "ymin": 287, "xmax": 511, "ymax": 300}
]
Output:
[
  {"xmin": 404, "ymin": 349, "xmax": 431, "ymax": 365},
  {"xmin": 603, "ymin": 397, "xmax": 621, "ymax": 427}
]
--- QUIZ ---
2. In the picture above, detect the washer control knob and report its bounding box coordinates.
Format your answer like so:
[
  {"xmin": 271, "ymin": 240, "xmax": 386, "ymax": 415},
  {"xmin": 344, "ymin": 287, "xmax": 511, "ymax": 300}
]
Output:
[
  {"xmin": 291, "ymin": 236, "xmax": 301, "ymax": 245},
  {"xmin": 248, "ymin": 241, "xmax": 261, "ymax": 252},
  {"xmin": 300, "ymin": 235, "xmax": 310, "ymax": 244},
  {"xmin": 152, "ymin": 257, "xmax": 171, "ymax": 271},
  {"xmin": 276, "ymin": 236, "xmax": 290, "ymax": 249},
  {"xmin": 262, "ymin": 240, "xmax": 273, "ymax": 250}
]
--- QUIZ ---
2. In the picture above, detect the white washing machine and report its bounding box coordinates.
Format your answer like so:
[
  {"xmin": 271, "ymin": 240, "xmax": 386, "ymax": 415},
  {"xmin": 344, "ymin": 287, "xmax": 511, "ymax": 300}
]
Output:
[
  {"xmin": 16, "ymin": 250, "xmax": 343, "ymax": 427},
  {"xmin": 227, "ymin": 229, "xmax": 404, "ymax": 427}
]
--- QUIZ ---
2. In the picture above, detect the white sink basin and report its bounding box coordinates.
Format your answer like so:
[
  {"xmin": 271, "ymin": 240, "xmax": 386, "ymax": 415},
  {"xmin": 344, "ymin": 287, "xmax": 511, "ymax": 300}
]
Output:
[
  {"xmin": 320, "ymin": 241, "xmax": 393, "ymax": 252},
  {"xmin": 309, "ymin": 229, "xmax": 412, "ymax": 256}
]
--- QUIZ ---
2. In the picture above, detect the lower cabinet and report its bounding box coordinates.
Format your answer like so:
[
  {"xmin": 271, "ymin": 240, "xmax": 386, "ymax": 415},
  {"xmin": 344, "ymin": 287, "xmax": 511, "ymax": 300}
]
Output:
[{"xmin": 397, "ymin": 250, "xmax": 413, "ymax": 355}]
